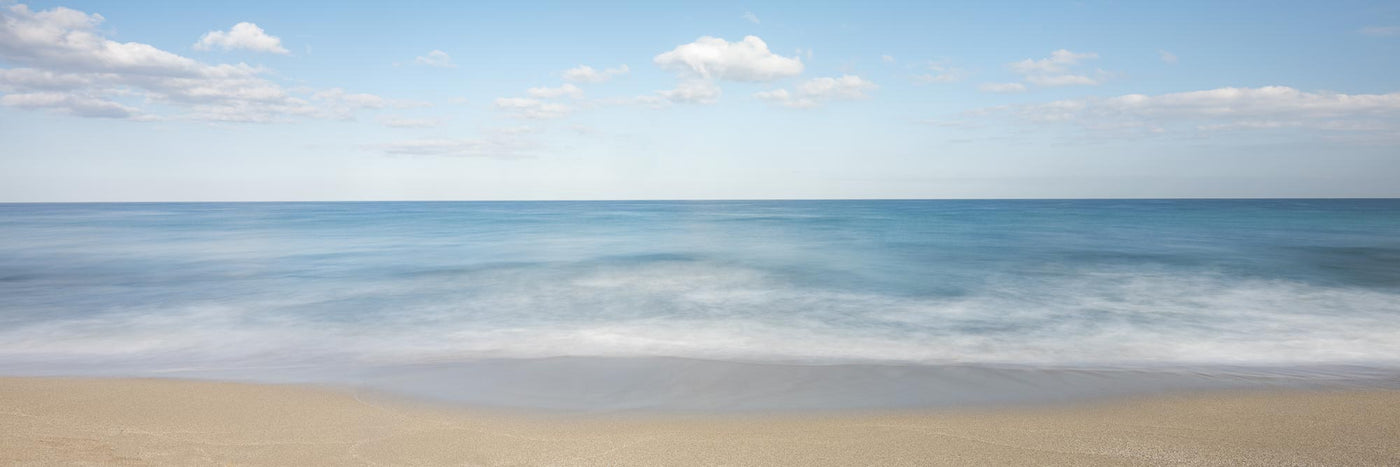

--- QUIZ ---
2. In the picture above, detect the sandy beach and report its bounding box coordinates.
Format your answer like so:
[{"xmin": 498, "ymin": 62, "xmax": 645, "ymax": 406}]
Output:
[{"xmin": 1, "ymin": 377, "xmax": 1397, "ymax": 465}]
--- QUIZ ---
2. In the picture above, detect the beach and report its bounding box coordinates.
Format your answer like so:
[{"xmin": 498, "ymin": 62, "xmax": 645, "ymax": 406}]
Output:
[
  {"xmin": 3, "ymin": 201, "xmax": 1399, "ymax": 464},
  {"xmin": 4, "ymin": 0, "xmax": 1398, "ymax": 462},
  {"xmin": 3, "ymin": 377, "xmax": 1398, "ymax": 465}
]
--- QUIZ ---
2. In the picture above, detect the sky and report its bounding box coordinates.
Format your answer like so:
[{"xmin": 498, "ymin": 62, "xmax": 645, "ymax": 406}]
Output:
[{"xmin": 1, "ymin": 0, "xmax": 1398, "ymax": 201}]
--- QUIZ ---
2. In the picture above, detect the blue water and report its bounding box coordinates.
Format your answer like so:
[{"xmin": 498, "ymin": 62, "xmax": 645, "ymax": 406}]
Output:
[{"xmin": 2, "ymin": 200, "xmax": 1399, "ymax": 408}]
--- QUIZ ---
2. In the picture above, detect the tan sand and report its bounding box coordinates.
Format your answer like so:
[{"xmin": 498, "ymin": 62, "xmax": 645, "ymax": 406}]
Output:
[{"xmin": 2, "ymin": 377, "xmax": 1398, "ymax": 465}]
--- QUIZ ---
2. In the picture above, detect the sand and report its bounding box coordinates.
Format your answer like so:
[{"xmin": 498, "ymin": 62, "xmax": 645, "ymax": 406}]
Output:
[{"xmin": 2, "ymin": 377, "xmax": 1398, "ymax": 465}]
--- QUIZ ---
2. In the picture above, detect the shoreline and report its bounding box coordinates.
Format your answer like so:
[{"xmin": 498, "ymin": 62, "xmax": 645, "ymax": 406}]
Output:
[
  {"xmin": 3, "ymin": 377, "xmax": 1399, "ymax": 465},
  {"xmin": 9, "ymin": 356, "xmax": 1399, "ymax": 412}
]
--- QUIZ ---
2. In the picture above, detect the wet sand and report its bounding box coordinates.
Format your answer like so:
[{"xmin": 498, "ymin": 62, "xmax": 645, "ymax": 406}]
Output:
[{"xmin": 1, "ymin": 377, "xmax": 1398, "ymax": 465}]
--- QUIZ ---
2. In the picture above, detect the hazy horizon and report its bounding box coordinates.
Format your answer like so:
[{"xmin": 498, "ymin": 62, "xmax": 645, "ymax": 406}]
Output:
[{"xmin": 3, "ymin": 196, "xmax": 1400, "ymax": 204}]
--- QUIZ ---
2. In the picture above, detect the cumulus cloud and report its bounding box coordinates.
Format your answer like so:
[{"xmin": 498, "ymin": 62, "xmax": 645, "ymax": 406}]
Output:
[
  {"xmin": 0, "ymin": 3, "xmax": 400, "ymax": 122},
  {"xmin": 979, "ymin": 82, "xmax": 1027, "ymax": 94},
  {"xmin": 193, "ymin": 22, "xmax": 289, "ymax": 54},
  {"xmin": 493, "ymin": 97, "xmax": 570, "ymax": 119},
  {"xmin": 755, "ymin": 75, "xmax": 876, "ymax": 108},
  {"xmin": 562, "ymin": 64, "xmax": 629, "ymax": 83},
  {"xmin": 527, "ymin": 83, "xmax": 583, "ymax": 99},
  {"xmin": 654, "ymin": 36, "xmax": 803, "ymax": 82},
  {"xmin": 2, "ymin": 5, "xmax": 210, "ymax": 75},
  {"xmin": 371, "ymin": 127, "xmax": 537, "ymax": 158},
  {"xmin": 644, "ymin": 35, "xmax": 803, "ymax": 106},
  {"xmin": 1007, "ymin": 49, "xmax": 1101, "ymax": 87},
  {"xmin": 415, "ymin": 50, "xmax": 455, "ymax": 68},
  {"xmin": 991, "ymin": 86, "xmax": 1400, "ymax": 135}
]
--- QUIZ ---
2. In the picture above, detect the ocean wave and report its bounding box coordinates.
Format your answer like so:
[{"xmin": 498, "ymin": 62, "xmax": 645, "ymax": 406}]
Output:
[{"xmin": 1, "ymin": 257, "xmax": 1397, "ymax": 371}]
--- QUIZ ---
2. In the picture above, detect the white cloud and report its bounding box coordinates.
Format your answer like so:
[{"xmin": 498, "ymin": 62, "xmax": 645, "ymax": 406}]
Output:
[
  {"xmin": 527, "ymin": 83, "xmax": 583, "ymax": 99},
  {"xmin": 881, "ymin": 54, "xmax": 896, "ymax": 64},
  {"xmin": 372, "ymin": 127, "xmax": 537, "ymax": 158},
  {"xmin": 646, "ymin": 35, "xmax": 803, "ymax": 106},
  {"xmin": 0, "ymin": 68, "xmax": 97, "ymax": 91},
  {"xmin": 1025, "ymin": 74, "xmax": 1097, "ymax": 86},
  {"xmin": 979, "ymin": 82, "xmax": 1027, "ymax": 94},
  {"xmin": 310, "ymin": 88, "xmax": 428, "ymax": 120},
  {"xmin": 414, "ymin": 50, "xmax": 455, "ymax": 68},
  {"xmin": 0, "ymin": 91, "xmax": 137, "ymax": 118},
  {"xmin": 621, "ymin": 81, "xmax": 725, "ymax": 108},
  {"xmin": 562, "ymin": 64, "xmax": 629, "ymax": 83},
  {"xmin": 0, "ymin": 4, "xmax": 400, "ymax": 122},
  {"xmin": 797, "ymin": 75, "xmax": 876, "ymax": 98},
  {"xmin": 378, "ymin": 116, "xmax": 443, "ymax": 128},
  {"xmin": 193, "ymin": 22, "xmax": 289, "ymax": 54},
  {"xmin": 915, "ymin": 64, "xmax": 967, "ymax": 84},
  {"xmin": 1007, "ymin": 49, "xmax": 1101, "ymax": 87},
  {"xmin": 752, "ymin": 88, "xmax": 796, "ymax": 105},
  {"xmin": 755, "ymin": 75, "xmax": 876, "ymax": 108},
  {"xmin": 312, "ymin": 88, "xmax": 390, "ymax": 108},
  {"xmin": 1359, "ymin": 26, "xmax": 1400, "ymax": 37},
  {"xmin": 994, "ymin": 86, "xmax": 1400, "ymax": 135},
  {"xmin": 1159, "ymin": 50, "xmax": 1178, "ymax": 64},
  {"xmin": 1008, "ymin": 49, "xmax": 1097, "ymax": 74},
  {"xmin": 656, "ymin": 80, "xmax": 722, "ymax": 104},
  {"xmin": 742, "ymin": 11, "xmax": 760, "ymax": 24},
  {"xmin": 3, "ymin": 5, "xmax": 209, "ymax": 75},
  {"xmin": 654, "ymin": 36, "xmax": 803, "ymax": 82},
  {"xmin": 493, "ymin": 97, "xmax": 571, "ymax": 119}
]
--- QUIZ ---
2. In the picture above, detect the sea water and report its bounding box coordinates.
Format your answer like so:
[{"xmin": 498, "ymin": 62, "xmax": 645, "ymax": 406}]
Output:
[{"xmin": 2, "ymin": 200, "xmax": 1398, "ymax": 410}]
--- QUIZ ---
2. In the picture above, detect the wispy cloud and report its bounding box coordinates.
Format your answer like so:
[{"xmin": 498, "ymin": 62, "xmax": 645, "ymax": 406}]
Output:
[
  {"xmin": 755, "ymin": 75, "xmax": 876, "ymax": 108},
  {"xmin": 414, "ymin": 50, "xmax": 455, "ymax": 68},
  {"xmin": 371, "ymin": 127, "xmax": 538, "ymax": 158},
  {"xmin": 1359, "ymin": 26, "xmax": 1400, "ymax": 37},
  {"xmin": 0, "ymin": 91, "xmax": 139, "ymax": 118},
  {"xmin": 915, "ymin": 63, "xmax": 968, "ymax": 84},
  {"xmin": 981, "ymin": 86, "xmax": 1400, "ymax": 136},
  {"xmin": 562, "ymin": 64, "xmax": 629, "ymax": 83},
  {"xmin": 742, "ymin": 11, "xmax": 760, "ymax": 24},
  {"xmin": 636, "ymin": 80, "xmax": 723, "ymax": 106},
  {"xmin": 978, "ymin": 82, "xmax": 1027, "ymax": 94},
  {"xmin": 1007, "ymin": 49, "xmax": 1102, "ymax": 87},
  {"xmin": 527, "ymin": 83, "xmax": 583, "ymax": 99},
  {"xmin": 493, "ymin": 97, "xmax": 571, "ymax": 119},
  {"xmin": 378, "ymin": 116, "xmax": 444, "ymax": 128}
]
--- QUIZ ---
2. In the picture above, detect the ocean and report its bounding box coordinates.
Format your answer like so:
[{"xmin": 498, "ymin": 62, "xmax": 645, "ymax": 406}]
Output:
[{"xmin": 2, "ymin": 199, "xmax": 1398, "ymax": 410}]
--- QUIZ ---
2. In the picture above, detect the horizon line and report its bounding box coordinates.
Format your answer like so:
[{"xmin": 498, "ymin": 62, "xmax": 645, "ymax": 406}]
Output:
[{"xmin": 2, "ymin": 196, "xmax": 1398, "ymax": 204}]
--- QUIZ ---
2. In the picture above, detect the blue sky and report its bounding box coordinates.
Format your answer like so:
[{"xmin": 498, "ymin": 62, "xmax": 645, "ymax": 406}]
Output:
[{"xmin": 1, "ymin": 0, "xmax": 1398, "ymax": 201}]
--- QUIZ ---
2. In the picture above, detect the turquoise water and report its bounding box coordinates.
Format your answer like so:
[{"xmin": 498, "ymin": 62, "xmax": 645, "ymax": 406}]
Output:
[{"xmin": 1, "ymin": 200, "xmax": 1398, "ymax": 408}]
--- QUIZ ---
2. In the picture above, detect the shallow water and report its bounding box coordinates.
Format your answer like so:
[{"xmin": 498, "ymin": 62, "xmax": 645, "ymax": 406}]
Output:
[{"xmin": 2, "ymin": 200, "xmax": 1398, "ymax": 409}]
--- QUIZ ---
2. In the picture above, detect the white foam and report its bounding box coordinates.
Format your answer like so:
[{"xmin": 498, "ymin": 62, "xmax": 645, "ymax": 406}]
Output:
[{"xmin": 2, "ymin": 260, "xmax": 1399, "ymax": 371}]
